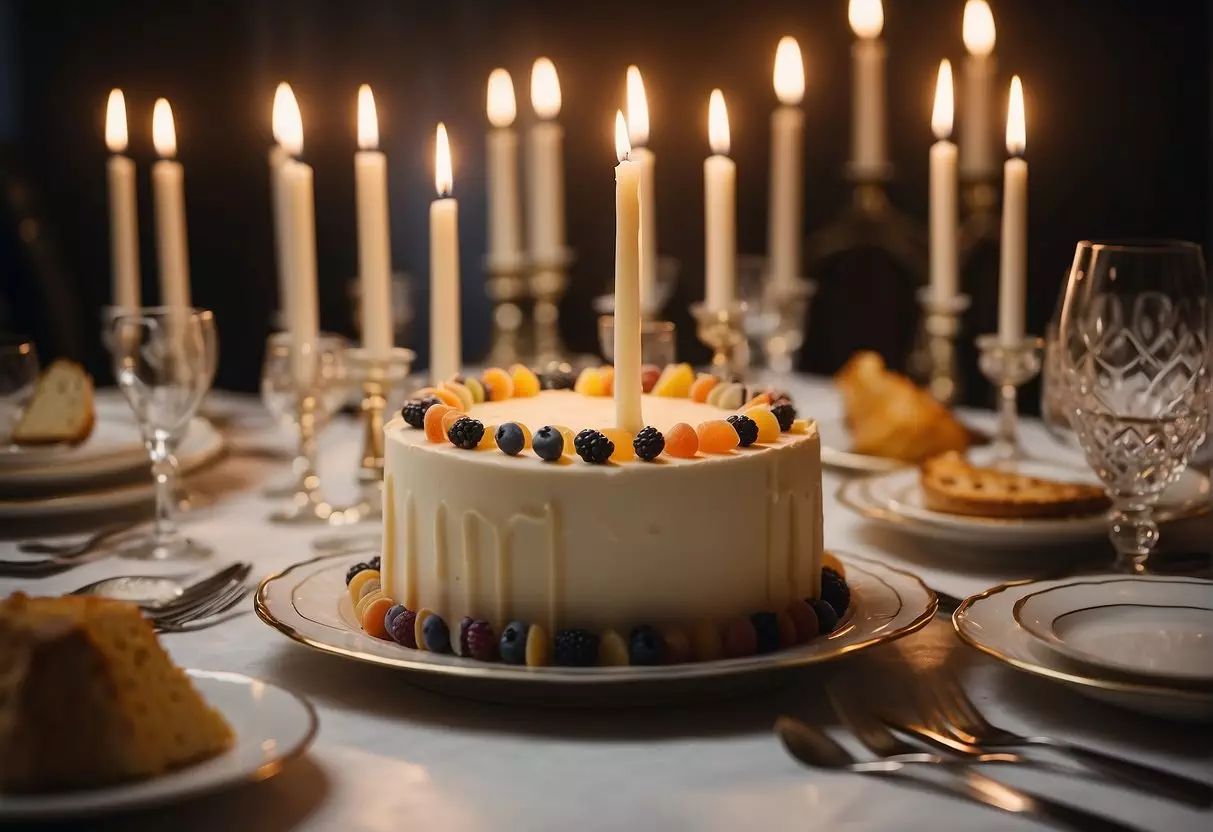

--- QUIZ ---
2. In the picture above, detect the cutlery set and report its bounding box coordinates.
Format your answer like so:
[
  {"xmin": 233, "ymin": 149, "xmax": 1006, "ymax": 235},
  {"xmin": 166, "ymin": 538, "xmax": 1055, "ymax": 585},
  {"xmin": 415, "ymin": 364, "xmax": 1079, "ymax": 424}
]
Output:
[{"xmin": 71, "ymin": 561, "xmax": 254, "ymax": 633}]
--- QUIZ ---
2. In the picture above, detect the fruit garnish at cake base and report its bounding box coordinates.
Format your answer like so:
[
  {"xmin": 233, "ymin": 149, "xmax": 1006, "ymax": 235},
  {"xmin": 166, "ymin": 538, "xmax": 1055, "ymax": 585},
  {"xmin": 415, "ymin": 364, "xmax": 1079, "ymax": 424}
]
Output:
[
  {"xmin": 921, "ymin": 452, "xmax": 1112, "ymax": 519},
  {"xmin": 834, "ymin": 351, "xmax": 969, "ymax": 463},
  {"xmin": 11, "ymin": 359, "xmax": 96, "ymax": 447},
  {"xmin": 0, "ymin": 593, "xmax": 233, "ymax": 794}
]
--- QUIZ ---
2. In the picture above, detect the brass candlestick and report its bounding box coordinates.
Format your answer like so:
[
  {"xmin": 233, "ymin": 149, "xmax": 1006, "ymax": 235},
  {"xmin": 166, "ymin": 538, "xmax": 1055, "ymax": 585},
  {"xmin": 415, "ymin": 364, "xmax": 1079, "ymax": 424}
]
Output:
[
  {"xmin": 485, "ymin": 257, "xmax": 530, "ymax": 367},
  {"xmin": 529, "ymin": 249, "xmax": 574, "ymax": 367},
  {"xmin": 692, "ymin": 301, "xmax": 750, "ymax": 378},
  {"xmin": 976, "ymin": 333, "xmax": 1045, "ymax": 462},
  {"xmin": 345, "ymin": 346, "xmax": 414, "ymax": 516},
  {"xmin": 908, "ymin": 288, "xmax": 971, "ymax": 407}
]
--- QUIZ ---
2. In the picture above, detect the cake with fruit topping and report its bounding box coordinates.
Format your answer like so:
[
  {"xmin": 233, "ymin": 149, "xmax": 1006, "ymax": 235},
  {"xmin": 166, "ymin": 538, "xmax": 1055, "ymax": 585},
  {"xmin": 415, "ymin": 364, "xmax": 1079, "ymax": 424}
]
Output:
[{"xmin": 368, "ymin": 362, "xmax": 830, "ymax": 663}]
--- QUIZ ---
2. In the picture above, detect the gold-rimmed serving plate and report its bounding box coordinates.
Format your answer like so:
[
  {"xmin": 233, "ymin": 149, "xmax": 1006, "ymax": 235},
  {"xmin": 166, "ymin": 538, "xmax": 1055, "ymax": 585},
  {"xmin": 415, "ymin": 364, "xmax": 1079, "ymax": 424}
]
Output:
[
  {"xmin": 955, "ymin": 576, "xmax": 1213, "ymax": 722},
  {"xmin": 255, "ymin": 550, "xmax": 936, "ymax": 705}
]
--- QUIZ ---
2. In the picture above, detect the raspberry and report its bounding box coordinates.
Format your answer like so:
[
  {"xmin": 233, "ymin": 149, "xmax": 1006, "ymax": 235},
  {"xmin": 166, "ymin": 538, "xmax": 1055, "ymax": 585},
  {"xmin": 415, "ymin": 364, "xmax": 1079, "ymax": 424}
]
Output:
[
  {"xmin": 628, "ymin": 624, "xmax": 664, "ymax": 665},
  {"xmin": 574, "ymin": 429, "xmax": 614, "ymax": 464},
  {"xmin": 389, "ymin": 608, "xmax": 418, "ymax": 647},
  {"xmin": 401, "ymin": 397, "xmax": 440, "ymax": 429},
  {"xmin": 633, "ymin": 426, "xmax": 665, "ymax": 461},
  {"xmin": 771, "ymin": 402, "xmax": 796, "ymax": 432},
  {"xmin": 727, "ymin": 414, "xmax": 759, "ymax": 447},
  {"xmin": 345, "ymin": 561, "xmax": 371, "ymax": 585},
  {"xmin": 466, "ymin": 620, "xmax": 497, "ymax": 661},
  {"xmin": 447, "ymin": 417, "xmax": 485, "ymax": 450},
  {"xmin": 821, "ymin": 566, "xmax": 851, "ymax": 617},
  {"xmin": 750, "ymin": 612, "xmax": 781, "ymax": 653},
  {"xmin": 554, "ymin": 629, "xmax": 600, "ymax": 666},
  {"xmin": 458, "ymin": 616, "xmax": 474, "ymax": 656}
]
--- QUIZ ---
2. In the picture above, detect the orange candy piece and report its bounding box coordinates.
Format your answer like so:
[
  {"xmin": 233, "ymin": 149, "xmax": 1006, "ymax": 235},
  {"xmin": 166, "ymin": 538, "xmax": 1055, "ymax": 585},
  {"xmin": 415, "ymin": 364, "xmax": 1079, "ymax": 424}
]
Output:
[
  {"xmin": 690, "ymin": 374, "xmax": 719, "ymax": 403},
  {"xmin": 745, "ymin": 406, "xmax": 782, "ymax": 444},
  {"xmin": 697, "ymin": 420, "xmax": 740, "ymax": 453},
  {"xmin": 664, "ymin": 422, "xmax": 699, "ymax": 458},
  {"xmin": 361, "ymin": 597, "xmax": 395, "ymax": 639},
  {"xmin": 574, "ymin": 368, "xmax": 607, "ymax": 397},
  {"xmin": 509, "ymin": 364, "xmax": 541, "ymax": 397},
  {"xmin": 742, "ymin": 392, "xmax": 772, "ymax": 410},
  {"xmin": 552, "ymin": 425, "xmax": 576, "ymax": 455},
  {"xmin": 442, "ymin": 409, "xmax": 464, "ymax": 436},
  {"xmin": 424, "ymin": 404, "xmax": 453, "ymax": 442},
  {"xmin": 477, "ymin": 424, "xmax": 497, "ymax": 450},
  {"xmin": 600, "ymin": 428, "xmax": 634, "ymax": 462},
  {"xmin": 429, "ymin": 387, "xmax": 463, "ymax": 410},
  {"xmin": 481, "ymin": 367, "xmax": 515, "ymax": 401},
  {"xmin": 599, "ymin": 366, "xmax": 615, "ymax": 396}
]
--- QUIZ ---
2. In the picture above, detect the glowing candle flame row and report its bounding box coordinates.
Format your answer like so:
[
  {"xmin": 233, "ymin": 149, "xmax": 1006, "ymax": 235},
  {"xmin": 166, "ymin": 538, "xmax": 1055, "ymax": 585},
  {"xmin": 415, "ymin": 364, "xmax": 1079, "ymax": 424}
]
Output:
[
  {"xmin": 435, "ymin": 122, "xmax": 453, "ymax": 196},
  {"xmin": 626, "ymin": 65, "xmax": 649, "ymax": 146},
  {"xmin": 357, "ymin": 84, "xmax": 379, "ymax": 151},
  {"xmin": 152, "ymin": 98, "xmax": 177, "ymax": 159},
  {"xmin": 849, "ymin": 0, "xmax": 884, "ymax": 39},
  {"xmin": 963, "ymin": 0, "xmax": 996, "ymax": 57},
  {"xmin": 773, "ymin": 36, "xmax": 804, "ymax": 106},
  {"xmin": 273, "ymin": 83, "xmax": 303, "ymax": 156},
  {"xmin": 530, "ymin": 57, "xmax": 561, "ymax": 120},
  {"xmin": 1006, "ymin": 75, "xmax": 1025, "ymax": 155},
  {"xmin": 614, "ymin": 110, "xmax": 631, "ymax": 163},
  {"xmin": 106, "ymin": 89, "xmax": 128, "ymax": 153},
  {"xmin": 487, "ymin": 69, "xmax": 516, "ymax": 128},
  {"xmin": 932, "ymin": 59, "xmax": 954, "ymax": 140},
  {"xmin": 708, "ymin": 89, "xmax": 730, "ymax": 156}
]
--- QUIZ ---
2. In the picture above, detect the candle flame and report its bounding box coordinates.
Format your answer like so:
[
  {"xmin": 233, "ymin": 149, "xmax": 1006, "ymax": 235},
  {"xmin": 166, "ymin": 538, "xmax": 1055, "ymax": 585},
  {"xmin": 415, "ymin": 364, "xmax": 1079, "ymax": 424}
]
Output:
[
  {"xmin": 435, "ymin": 122, "xmax": 453, "ymax": 196},
  {"xmin": 273, "ymin": 82, "xmax": 303, "ymax": 156},
  {"xmin": 625, "ymin": 65, "xmax": 649, "ymax": 146},
  {"xmin": 530, "ymin": 57, "xmax": 561, "ymax": 120},
  {"xmin": 849, "ymin": 0, "xmax": 884, "ymax": 39},
  {"xmin": 486, "ymin": 69, "xmax": 516, "ymax": 128},
  {"xmin": 708, "ymin": 89, "xmax": 730, "ymax": 156},
  {"xmin": 614, "ymin": 110, "xmax": 631, "ymax": 163},
  {"xmin": 357, "ymin": 85, "xmax": 379, "ymax": 151},
  {"xmin": 1006, "ymin": 75, "xmax": 1025, "ymax": 156},
  {"xmin": 931, "ymin": 59, "xmax": 954, "ymax": 140},
  {"xmin": 773, "ymin": 37, "xmax": 805, "ymax": 106},
  {"xmin": 962, "ymin": 0, "xmax": 996, "ymax": 57},
  {"xmin": 105, "ymin": 89, "xmax": 128, "ymax": 153},
  {"xmin": 152, "ymin": 98, "xmax": 177, "ymax": 159}
]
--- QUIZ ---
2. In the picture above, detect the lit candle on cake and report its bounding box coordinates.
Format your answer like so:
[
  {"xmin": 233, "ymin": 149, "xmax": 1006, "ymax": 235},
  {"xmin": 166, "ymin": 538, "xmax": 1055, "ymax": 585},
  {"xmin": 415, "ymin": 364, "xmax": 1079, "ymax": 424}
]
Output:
[
  {"xmin": 704, "ymin": 89, "xmax": 736, "ymax": 312},
  {"xmin": 999, "ymin": 76, "xmax": 1028, "ymax": 344},
  {"xmin": 848, "ymin": 0, "xmax": 887, "ymax": 178},
  {"xmin": 486, "ymin": 69, "xmax": 523, "ymax": 271},
  {"xmin": 929, "ymin": 59, "xmax": 958, "ymax": 303},
  {"xmin": 960, "ymin": 0, "xmax": 998, "ymax": 179},
  {"xmin": 768, "ymin": 36, "xmax": 805, "ymax": 291},
  {"xmin": 430, "ymin": 123, "xmax": 461, "ymax": 383},
  {"xmin": 626, "ymin": 66, "xmax": 657, "ymax": 312},
  {"xmin": 354, "ymin": 84, "xmax": 394, "ymax": 356},
  {"xmin": 527, "ymin": 58, "xmax": 565, "ymax": 267},
  {"xmin": 613, "ymin": 111, "xmax": 643, "ymax": 434},
  {"xmin": 151, "ymin": 99, "xmax": 190, "ymax": 309},
  {"xmin": 272, "ymin": 87, "xmax": 320, "ymax": 385},
  {"xmin": 105, "ymin": 89, "xmax": 140, "ymax": 311}
]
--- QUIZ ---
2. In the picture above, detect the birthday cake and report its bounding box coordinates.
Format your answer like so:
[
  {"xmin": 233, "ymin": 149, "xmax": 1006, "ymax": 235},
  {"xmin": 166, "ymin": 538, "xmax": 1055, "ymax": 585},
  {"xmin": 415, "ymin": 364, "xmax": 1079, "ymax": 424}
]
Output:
[{"xmin": 347, "ymin": 363, "xmax": 847, "ymax": 667}]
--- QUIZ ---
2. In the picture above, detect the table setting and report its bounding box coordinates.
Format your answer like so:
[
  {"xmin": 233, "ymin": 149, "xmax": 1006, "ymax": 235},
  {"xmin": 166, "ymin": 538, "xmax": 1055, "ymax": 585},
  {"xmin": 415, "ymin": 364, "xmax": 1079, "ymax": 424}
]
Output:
[{"xmin": 2, "ymin": 0, "xmax": 1212, "ymax": 829}]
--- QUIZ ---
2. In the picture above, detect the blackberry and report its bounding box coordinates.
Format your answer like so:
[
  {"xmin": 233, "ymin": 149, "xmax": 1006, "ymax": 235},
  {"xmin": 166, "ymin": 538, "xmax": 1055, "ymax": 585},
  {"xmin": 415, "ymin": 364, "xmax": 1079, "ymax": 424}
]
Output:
[
  {"xmin": 401, "ymin": 396, "xmax": 440, "ymax": 429},
  {"xmin": 771, "ymin": 402, "xmax": 797, "ymax": 432},
  {"xmin": 574, "ymin": 429, "xmax": 614, "ymax": 464},
  {"xmin": 447, "ymin": 417, "xmax": 485, "ymax": 449},
  {"xmin": 628, "ymin": 624, "xmax": 664, "ymax": 665},
  {"xmin": 466, "ymin": 620, "xmax": 497, "ymax": 661},
  {"xmin": 554, "ymin": 629, "xmax": 600, "ymax": 666},
  {"xmin": 345, "ymin": 561, "xmax": 372, "ymax": 585},
  {"xmin": 749, "ymin": 612, "xmax": 781, "ymax": 654},
  {"xmin": 727, "ymin": 414, "xmax": 759, "ymax": 447},
  {"xmin": 633, "ymin": 426, "xmax": 665, "ymax": 461},
  {"xmin": 808, "ymin": 599, "xmax": 840, "ymax": 635},
  {"xmin": 368, "ymin": 555, "xmax": 381, "ymax": 571},
  {"xmin": 541, "ymin": 368, "xmax": 576, "ymax": 390},
  {"xmin": 820, "ymin": 566, "xmax": 851, "ymax": 617}
]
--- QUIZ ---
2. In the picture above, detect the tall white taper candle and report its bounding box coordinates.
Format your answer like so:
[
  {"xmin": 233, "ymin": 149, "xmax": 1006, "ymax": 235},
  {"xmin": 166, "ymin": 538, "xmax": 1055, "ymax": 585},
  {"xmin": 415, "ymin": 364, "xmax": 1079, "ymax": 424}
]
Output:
[
  {"xmin": 929, "ymin": 60, "xmax": 959, "ymax": 303},
  {"xmin": 527, "ymin": 58, "xmax": 565, "ymax": 267},
  {"xmin": 960, "ymin": 0, "xmax": 998, "ymax": 179},
  {"xmin": 848, "ymin": 0, "xmax": 887, "ymax": 177},
  {"xmin": 613, "ymin": 111, "xmax": 643, "ymax": 434},
  {"xmin": 354, "ymin": 84, "xmax": 394, "ymax": 356},
  {"xmin": 626, "ymin": 66, "xmax": 658, "ymax": 312},
  {"xmin": 999, "ymin": 76, "xmax": 1028, "ymax": 344},
  {"xmin": 768, "ymin": 37, "xmax": 805, "ymax": 290},
  {"xmin": 704, "ymin": 90, "xmax": 736, "ymax": 312},
  {"xmin": 486, "ymin": 69, "xmax": 523, "ymax": 271},
  {"xmin": 151, "ymin": 99, "xmax": 190, "ymax": 309},
  {"xmin": 105, "ymin": 89, "xmax": 140, "ymax": 311},
  {"xmin": 430, "ymin": 123, "xmax": 461, "ymax": 383}
]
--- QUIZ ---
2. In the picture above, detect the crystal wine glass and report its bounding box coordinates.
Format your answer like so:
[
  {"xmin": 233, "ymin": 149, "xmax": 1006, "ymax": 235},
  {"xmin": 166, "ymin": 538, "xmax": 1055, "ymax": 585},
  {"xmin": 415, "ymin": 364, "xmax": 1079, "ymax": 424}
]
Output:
[
  {"xmin": 0, "ymin": 336, "xmax": 39, "ymax": 447},
  {"xmin": 1058, "ymin": 240, "xmax": 1210, "ymax": 573},
  {"xmin": 107, "ymin": 307, "xmax": 218, "ymax": 559}
]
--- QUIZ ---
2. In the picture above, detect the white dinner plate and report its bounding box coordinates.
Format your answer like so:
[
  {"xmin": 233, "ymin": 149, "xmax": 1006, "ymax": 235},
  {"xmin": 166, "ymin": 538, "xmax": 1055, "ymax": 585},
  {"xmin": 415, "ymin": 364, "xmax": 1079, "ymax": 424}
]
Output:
[
  {"xmin": 0, "ymin": 418, "xmax": 225, "ymax": 519},
  {"xmin": 1013, "ymin": 577, "xmax": 1213, "ymax": 686},
  {"xmin": 815, "ymin": 417, "xmax": 907, "ymax": 474},
  {"xmin": 955, "ymin": 576, "xmax": 1213, "ymax": 722},
  {"xmin": 255, "ymin": 550, "xmax": 936, "ymax": 705},
  {"xmin": 838, "ymin": 464, "xmax": 1211, "ymax": 550},
  {"xmin": 0, "ymin": 398, "xmax": 146, "ymax": 475},
  {"xmin": 0, "ymin": 669, "xmax": 317, "ymax": 822}
]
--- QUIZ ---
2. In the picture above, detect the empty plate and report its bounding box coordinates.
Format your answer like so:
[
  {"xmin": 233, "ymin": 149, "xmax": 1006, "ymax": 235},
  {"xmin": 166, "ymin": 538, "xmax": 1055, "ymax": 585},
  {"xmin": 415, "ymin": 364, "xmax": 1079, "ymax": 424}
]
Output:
[{"xmin": 1013, "ymin": 576, "xmax": 1213, "ymax": 686}]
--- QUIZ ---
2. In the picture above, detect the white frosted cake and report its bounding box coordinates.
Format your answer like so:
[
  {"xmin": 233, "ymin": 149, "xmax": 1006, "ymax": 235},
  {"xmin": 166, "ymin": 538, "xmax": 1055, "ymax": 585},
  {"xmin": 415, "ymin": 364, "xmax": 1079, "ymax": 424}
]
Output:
[{"xmin": 378, "ymin": 367, "xmax": 824, "ymax": 636}]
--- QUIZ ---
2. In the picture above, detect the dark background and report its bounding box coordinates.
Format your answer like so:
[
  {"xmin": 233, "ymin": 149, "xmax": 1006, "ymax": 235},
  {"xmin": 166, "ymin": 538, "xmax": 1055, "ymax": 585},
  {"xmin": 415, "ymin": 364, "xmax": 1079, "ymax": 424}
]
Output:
[{"xmin": 1, "ymin": 0, "xmax": 1209, "ymax": 407}]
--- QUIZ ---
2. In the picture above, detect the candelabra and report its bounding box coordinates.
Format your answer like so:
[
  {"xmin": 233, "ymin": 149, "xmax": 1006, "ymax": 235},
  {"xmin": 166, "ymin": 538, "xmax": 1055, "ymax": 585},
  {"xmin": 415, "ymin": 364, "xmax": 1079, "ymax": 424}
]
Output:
[
  {"xmin": 692, "ymin": 302, "xmax": 749, "ymax": 379},
  {"xmin": 529, "ymin": 249, "xmax": 574, "ymax": 367},
  {"xmin": 345, "ymin": 346, "xmax": 414, "ymax": 516},
  {"xmin": 976, "ymin": 333, "xmax": 1044, "ymax": 462},
  {"xmin": 484, "ymin": 258, "xmax": 531, "ymax": 368},
  {"xmin": 908, "ymin": 288, "xmax": 972, "ymax": 407}
]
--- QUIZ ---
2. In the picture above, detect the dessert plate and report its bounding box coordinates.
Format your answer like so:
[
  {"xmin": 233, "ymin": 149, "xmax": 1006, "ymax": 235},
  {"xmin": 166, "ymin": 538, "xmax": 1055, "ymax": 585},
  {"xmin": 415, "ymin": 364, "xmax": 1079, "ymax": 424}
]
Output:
[
  {"xmin": 0, "ymin": 669, "xmax": 317, "ymax": 822},
  {"xmin": 955, "ymin": 576, "xmax": 1213, "ymax": 722},
  {"xmin": 815, "ymin": 417, "xmax": 905, "ymax": 474},
  {"xmin": 255, "ymin": 550, "xmax": 936, "ymax": 705},
  {"xmin": 1012, "ymin": 577, "xmax": 1213, "ymax": 686},
  {"xmin": 838, "ymin": 465, "xmax": 1211, "ymax": 550}
]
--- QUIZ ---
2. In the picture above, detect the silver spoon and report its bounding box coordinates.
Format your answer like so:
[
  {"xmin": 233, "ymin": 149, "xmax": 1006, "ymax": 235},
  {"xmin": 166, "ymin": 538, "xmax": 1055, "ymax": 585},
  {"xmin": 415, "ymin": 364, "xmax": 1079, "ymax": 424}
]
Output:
[{"xmin": 71, "ymin": 562, "xmax": 250, "ymax": 610}]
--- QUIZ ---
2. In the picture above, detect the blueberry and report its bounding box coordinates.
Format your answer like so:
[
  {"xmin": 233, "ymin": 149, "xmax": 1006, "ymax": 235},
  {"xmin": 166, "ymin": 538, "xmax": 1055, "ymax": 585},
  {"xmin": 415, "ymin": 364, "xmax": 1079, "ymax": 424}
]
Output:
[
  {"xmin": 628, "ymin": 624, "xmax": 664, "ymax": 665},
  {"xmin": 820, "ymin": 567, "xmax": 851, "ymax": 617},
  {"xmin": 495, "ymin": 422, "xmax": 527, "ymax": 456},
  {"xmin": 749, "ymin": 612, "xmax": 781, "ymax": 654},
  {"xmin": 532, "ymin": 426, "xmax": 564, "ymax": 462},
  {"xmin": 422, "ymin": 613, "xmax": 451, "ymax": 652},
  {"xmin": 500, "ymin": 620, "xmax": 530, "ymax": 664},
  {"xmin": 389, "ymin": 608, "xmax": 418, "ymax": 647},
  {"xmin": 384, "ymin": 604, "xmax": 408, "ymax": 632},
  {"xmin": 458, "ymin": 616, "xmax": 474, "ymax": 656},
  {"xmin": 808, "ymin": 599, "xmax": 840, "ymax": 635}
]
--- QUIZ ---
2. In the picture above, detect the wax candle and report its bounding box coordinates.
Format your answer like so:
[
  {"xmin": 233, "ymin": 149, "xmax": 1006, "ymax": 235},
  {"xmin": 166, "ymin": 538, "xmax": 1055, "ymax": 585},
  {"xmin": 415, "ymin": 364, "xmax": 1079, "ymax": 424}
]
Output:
[
  {"xmin": 848, "ymin": 0, "xmax": 887, "ymax": 177},
  {"xmin": 354, "ymin": 84, "xmax": 394, "ymax": 356},
  {"xmin": 960, "ymin": 0, "xmax": 998, "ymax": 179},
  {"xmin": 999, "ymin": 76, "xmax": 1028, "ymax": 344},
  {"xmin": 151, "ymin": 99, "xmax": 191, "ymax": 309},
  {"xmin": 105, "ymin": 89, "xmax": 140, "ymax": 311},
  {"xmin": 626, "ymin": 66, "xmax": 657, "ymax": 312},
  {"xmin": 527, "ymin": 58, "xmax": 565, "ymax": 267},
  {"xmin": 486, "ymin": 69, "xmax": 523, "ymax": 271},
  {"xmin": 430, "ymin": 123, "xmax": 461, "ymax": 383},
  {"xmin": 704, "ymin": 90, "xmax": 736, "ymax": 312},
  {"xmin": 272, "ymin": 88, "xmax": 320, "ymax": 385},
  {"xmin": 768, "ymin": 37, "xmax": 805, "ymax": 290},
  {"xmin": 929, "ymin": 60, "xmax": 959, "ymax": 303},
  {"xmin": 613, "ymin": 111, "xmax": 643, "ymax": 434},
  {"xmin": 270, "ymin": 83, "xmax": 295, "ymax": 325}
]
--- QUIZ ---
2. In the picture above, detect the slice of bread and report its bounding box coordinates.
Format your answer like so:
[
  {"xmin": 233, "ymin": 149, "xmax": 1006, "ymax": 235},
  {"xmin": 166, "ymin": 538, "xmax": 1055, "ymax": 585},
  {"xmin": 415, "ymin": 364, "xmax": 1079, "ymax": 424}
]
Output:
[
  {"xmin": 11, "ymin": 360, "xmax": 96, "ymax": 447},
  {"xmin": 921, "ymin": 452, "xmax": 1111, "ymax": 519}
]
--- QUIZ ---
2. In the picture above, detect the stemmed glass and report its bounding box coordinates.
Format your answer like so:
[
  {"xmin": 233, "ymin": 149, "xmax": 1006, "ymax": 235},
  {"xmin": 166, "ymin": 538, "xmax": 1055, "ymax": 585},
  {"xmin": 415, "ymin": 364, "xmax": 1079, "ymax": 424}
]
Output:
[
  {"xmin": 107, "ymin": 307, "xmax": 218, "ymax": 559},
  {"xmin": 0, "ymin": 336, "xmax": 39, "ymax": 447},
  {"xmin": 1058, "ymin": 240, "xmax": 1210, "ymax": 574}
]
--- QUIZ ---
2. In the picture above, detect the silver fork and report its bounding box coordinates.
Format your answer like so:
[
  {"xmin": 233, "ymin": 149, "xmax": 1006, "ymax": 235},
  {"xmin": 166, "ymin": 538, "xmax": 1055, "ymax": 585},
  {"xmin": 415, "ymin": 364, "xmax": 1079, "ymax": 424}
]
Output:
[
  {"xmin": 924, "ymin": 673, "xmax": 1213, "ymax": 808},
  {"xmin": 154, "ymin": 583, "xmax": 251, "ymax": 632},
  {"xmin": 17, "ymin": 523, "xmax": 139, "ymax": 556},
  {"xmin": 826, "ymin": 690, "xmax": 1143, "ymax": 832},
  {"xmin": 144, "ymin": 572, "xmax": 249, "ymax": 625}
]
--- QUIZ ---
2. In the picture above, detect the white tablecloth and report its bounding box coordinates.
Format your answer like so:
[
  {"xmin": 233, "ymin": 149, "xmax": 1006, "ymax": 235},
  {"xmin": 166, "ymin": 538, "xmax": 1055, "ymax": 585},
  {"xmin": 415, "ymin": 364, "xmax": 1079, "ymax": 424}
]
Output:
[{"xmin": 3, "ymin": 379, "xmax": 1210, "ymax": 832}]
